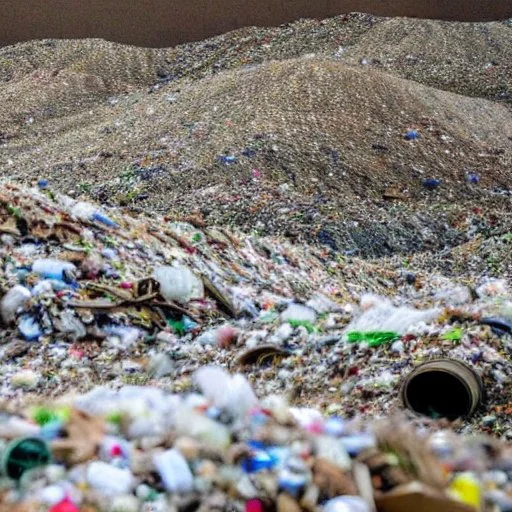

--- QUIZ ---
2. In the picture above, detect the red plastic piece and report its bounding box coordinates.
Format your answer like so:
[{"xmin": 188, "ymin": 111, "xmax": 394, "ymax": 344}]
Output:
[{"xmin": 49, "ymin": 498, "xmax": 80, "ymax": 512}]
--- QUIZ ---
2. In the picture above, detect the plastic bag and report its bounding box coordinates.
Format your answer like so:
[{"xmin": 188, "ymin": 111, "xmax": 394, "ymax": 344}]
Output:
[{"xmin": 154, "ymin": 265, "xmax": 204, "ymax": 304}]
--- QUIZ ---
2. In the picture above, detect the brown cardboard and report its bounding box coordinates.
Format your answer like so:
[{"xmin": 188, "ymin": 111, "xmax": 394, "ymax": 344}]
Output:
[{"xmin": 376, "ymin": 482, "xmax": 477, "ymax": 512}]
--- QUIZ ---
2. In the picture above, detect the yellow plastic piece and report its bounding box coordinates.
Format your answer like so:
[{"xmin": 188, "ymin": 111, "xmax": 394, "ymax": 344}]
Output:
[{"xmin": 449, "ymin": 472, "xmax": 482, "ymax": 510}]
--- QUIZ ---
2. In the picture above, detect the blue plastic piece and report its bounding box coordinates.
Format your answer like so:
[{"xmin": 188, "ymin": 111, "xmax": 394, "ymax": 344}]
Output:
[
  {"xmin": 423, "ymin": 178, "xmax": 442, "ymax": 190},
  {"xmin": 37, "ymin": 179, "xmax": 49, "ymax": 189},
  {"xmin": 404, "ymin": 129, "xmax": 420, "ymax": 140},
  {"xmin": 324, "ymin": 417, "xmax": 346, "ymax": 437},
  {"xmin": 241, "ymin": 442, "xmax": 280, "ymax": 473},
  {"xmin": 249, "ymin": 410, "xmax": 270, "ymax": 427},
  {"xmin": 32, "ymin": 260, "xmax": 75, "ymax": 282},
  {"xmin": 339, "ymin": 433, "xmax": 376, "ymax": 456},
  {"xmin": 182, "ymin": 316, "xmax": 199, "ymax": 333},
  {"xmin": 18, "ymin": 316, "xmax": 42, "ymax": 341},
  {"xmin": 40, "ymin": 420, "xmax": 64, "ymax": 441},
  {"xmin": 205, "ymin": 407, "xmax": 222, "ymax": 420},
  {"xmin": 278, "ymin": 470, "xmax": 307, "ymax": 497},
  {"xmin": 91, "ymin": 212, "xmax": 118, "ymax": 228},
  {"xmin": 219, "ymin": 155, "xmax": 237, "ymax": 164},
  {"xmin": 466, "ymin": 173, "xmax": 480, "ymax": 184},
  {"xmin": 242, "ymin": 148, "xmax": 256, "ymax": 158}
]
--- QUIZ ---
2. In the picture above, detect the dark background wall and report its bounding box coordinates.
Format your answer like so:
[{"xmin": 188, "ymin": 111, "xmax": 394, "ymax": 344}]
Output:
[{"xmin": 1, "ymin": 0, "xmax": 511, "ymax": 48}]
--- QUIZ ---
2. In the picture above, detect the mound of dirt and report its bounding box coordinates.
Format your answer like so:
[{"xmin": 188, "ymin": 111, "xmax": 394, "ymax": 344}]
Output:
[
  {"xmin": 338, "ymin": 17, "xmax": 512, "ymax": 101},
  {"xmin": 1, "ymin": 15, "xmax": 511, "ymax": 256}
]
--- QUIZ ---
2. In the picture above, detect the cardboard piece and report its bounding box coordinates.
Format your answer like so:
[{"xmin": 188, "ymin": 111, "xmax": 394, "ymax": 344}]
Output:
[{"xmin": 376, "ymin": 482, "xmax": 477, "ymax": 512}]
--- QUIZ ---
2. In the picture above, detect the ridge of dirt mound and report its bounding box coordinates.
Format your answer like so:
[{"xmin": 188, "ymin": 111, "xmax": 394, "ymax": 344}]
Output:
[
  {"xmin": 1, "ymin": 14, "xmax": 511, "ymax": 101},
  {"xmin": 2, "ymin": 57, "xmax": 511, "ymax": 255},
  {"xmin": 0, "ymin": 38, "xmax": 167, "ymax": 85},
  {"xmin": 338, "ymin": 17, "xmax": 512, "ymax": 101}
]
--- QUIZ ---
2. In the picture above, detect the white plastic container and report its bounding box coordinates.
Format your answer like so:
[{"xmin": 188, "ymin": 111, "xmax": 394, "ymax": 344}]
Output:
[
  {"xmin": 153, "ymin": 448, "xmax": 193, "ymax": 493},
  {"xmin": 86, "ymin": 461, "xmax": 135, "ymax": 495}
]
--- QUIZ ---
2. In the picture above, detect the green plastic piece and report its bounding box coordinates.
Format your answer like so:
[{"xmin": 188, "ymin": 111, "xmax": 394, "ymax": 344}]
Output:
[
  {"xmin": 32, "ymin": 408, "xmax": 58, "ymax": 426},
  {"xmin": 288, "ymin": 319, "xmax": 316, "ymax": 333},
  {"xmin": 106, "ymin": 412, "xmax": 124, "ymax": 425},
  {"xmin": 346, "ymin": 331, "xmax": 400, "ymax": 347},
  {"xmin": 32, "ymin": 406, "xmax": 70, "ymax": 426},
  {"xmin": 441, "ymin": 327, "xmax": 462, "ymax": 342},
  {"xmin": 2, "ymin": 438, "xmax": 51, "ymax": 480},
  {"xmin": 167, "ymin": 319, "xmax": 186, "ymax": 335}
]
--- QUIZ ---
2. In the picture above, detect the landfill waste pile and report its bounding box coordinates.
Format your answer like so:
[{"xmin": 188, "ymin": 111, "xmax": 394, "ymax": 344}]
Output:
[
  {"xmin": 1, "ymin": 182, "xmax": 512, "ymax": 431},
  {"xmin": 1, "ymin": 15, "xmax": 512, "ymax": 257},
  {"xmin": 0, "ymin": 365, "xmax": 511, "ymax": 512},
  {"xmin": 1, "ymin": 9, "xmax": 512, "ymax": 512}
]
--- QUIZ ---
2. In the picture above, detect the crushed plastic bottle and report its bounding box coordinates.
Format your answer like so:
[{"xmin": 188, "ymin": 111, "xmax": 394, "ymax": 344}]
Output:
[
  {"xmin": 70, "ymin": 201, "xmax": 118, "ymax": 228},
  {"xmin": 86, "ymin": 461, "xmax": 135, "ymax": 495},
  {"xmin": 174, "ymin": 407, "xmax": 231, "ymax": 451},
  {"xmin": 37, "ymin": 179, "xmax": 49, "ymax": 190},
  {"xmin": 466, "ymin": 172, "xmax": 480, "ymax": 184},
  {"xmin": 404, "ymin": 129, "xmax": 420, "ymax": 140},
  {"xmin": 281, "ymin": 303, "xmax": 317, "ymax": 323},
  {"xmin": 423, "ymin": 178, "xmax": 442, "ymax": 190},
  {"xmin": 345, "ymin": 294, "xmax": 440, "ymax": 336},
  {"xmin": 323, "ymin": 496, "xmax": 370, "ymax": 512},
  {"xmin": 32, "ymin": 259, "xmax": 76, "ymax": 282}
]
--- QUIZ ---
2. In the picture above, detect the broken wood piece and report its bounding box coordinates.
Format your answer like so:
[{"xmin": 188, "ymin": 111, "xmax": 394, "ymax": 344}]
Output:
[
  {"xmin": 67, "ymin": 292, "xmax": 158, "ymax": 310},
  {"xmin": 86, "ymin": 282, "xmax": 134, "ymax": 301},
  {"xmin": 152, "ymin": 300, "xmax": 202, "ymax": 325},
  {"xmin": 202, "ymin": 276, "xmax": 237, "ymax": 318}
]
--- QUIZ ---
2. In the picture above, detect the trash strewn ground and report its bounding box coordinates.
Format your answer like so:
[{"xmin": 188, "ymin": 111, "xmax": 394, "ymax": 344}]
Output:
[
  {"xmin": 1, "ymin": 10, "xmax": 512, "ymax": 512},
  {"xmin": 0, "ymin": 366, "xmax": 511, "ymax": 511},
  {"xmin": 1, "ymin": 182, "xmax": 512, "ymax": 437}
]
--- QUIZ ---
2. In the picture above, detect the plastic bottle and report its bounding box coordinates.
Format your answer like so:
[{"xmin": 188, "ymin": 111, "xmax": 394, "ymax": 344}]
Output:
[
  {"xmin": 71, "ymin": 202, "xmax": 118, "ymax": 228},
  {"xmin": 91, "ymin": 212, "xmax": 118, "ymax": 228},
  {"xmin": 32, "ymin": 259, "xmax": 76, "ymax": 282},
  {"xmin": 153, "ymin": 448, "xmax": 193, "ymax": 493},
  {"xmin": 86, "ymin": 461, "xmax": 135, "ymax": 495},
  {"xmin": 315, "ymin": 436, "xmax": 351, "ymax": 470},
  {"xmin": 174, "ymin": 407, "xmax": 231, "ymax": 451}
]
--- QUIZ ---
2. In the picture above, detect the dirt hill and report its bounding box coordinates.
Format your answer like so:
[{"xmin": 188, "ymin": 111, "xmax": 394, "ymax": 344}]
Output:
[{"xmin": 1, "ymin": 15, "xmax": 511, "ymax": 256}]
